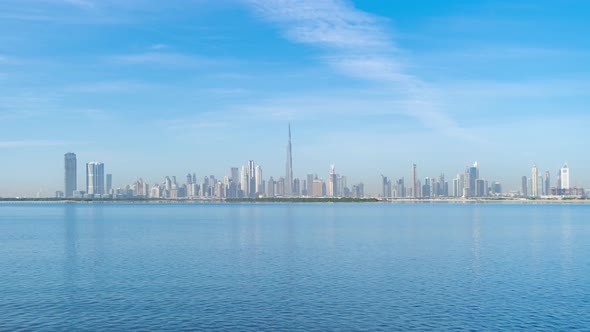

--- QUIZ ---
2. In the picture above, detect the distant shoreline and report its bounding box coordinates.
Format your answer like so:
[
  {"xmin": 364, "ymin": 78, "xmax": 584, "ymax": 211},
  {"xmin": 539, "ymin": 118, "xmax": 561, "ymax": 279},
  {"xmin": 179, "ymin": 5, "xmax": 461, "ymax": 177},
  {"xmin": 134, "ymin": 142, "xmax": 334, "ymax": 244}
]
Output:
[{"xmin": 1, "ymin": 197, "xmax": 589, "ymax": 204}]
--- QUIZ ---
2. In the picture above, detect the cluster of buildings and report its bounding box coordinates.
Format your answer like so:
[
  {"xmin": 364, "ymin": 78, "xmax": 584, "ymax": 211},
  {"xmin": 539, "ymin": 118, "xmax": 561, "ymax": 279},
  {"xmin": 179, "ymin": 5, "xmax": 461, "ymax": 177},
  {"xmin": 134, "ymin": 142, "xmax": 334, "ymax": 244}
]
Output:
[
  {"xmin": 56, "ymin": 153, "xmax": 113, "ymax": 199},
  {"xmin": 57, "ymin": 125, "xmax": 366, "ymax": 199},
  {"xmin": 522, "ymin": 163, "xmax": 585, "ymax": 197},
  {"xmin": 56, "ymin": 125, "xmax": 584, "ymax": 200},
  {"xmin": 381, "ymin": 162, "xmax": 502, "ymax": 199},
  {"xmin": 381, "ymin": 162, "xmax": 585, "ymax": 199}
]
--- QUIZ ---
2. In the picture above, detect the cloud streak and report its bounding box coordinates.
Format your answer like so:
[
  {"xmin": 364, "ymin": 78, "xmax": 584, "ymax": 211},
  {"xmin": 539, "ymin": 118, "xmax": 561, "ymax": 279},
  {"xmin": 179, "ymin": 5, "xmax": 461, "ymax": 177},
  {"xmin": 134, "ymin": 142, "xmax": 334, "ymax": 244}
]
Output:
[
  {"xmin": 107, "ymin": 52, "xmax": 226, "ymax": 68},
  {"xmin": 0, "ymin": 140, "xmax": 74, "ymax": 148},
  {"xmin": 243, "ymin": 0, "xmax": 469, "ymax": 139}
]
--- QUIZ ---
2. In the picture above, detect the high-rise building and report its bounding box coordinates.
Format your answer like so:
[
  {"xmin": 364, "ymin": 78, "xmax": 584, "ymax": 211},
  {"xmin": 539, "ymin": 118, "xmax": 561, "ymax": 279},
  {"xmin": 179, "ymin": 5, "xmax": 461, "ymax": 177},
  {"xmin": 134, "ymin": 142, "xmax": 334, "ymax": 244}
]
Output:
[
  {"xmin": 476, "ymin": 178, "xmax": 486, "ymax": 197},
  {"xmin": 521, "ymin": 176, "xmax": 528, "ymax": 197},
  {"xmin": 532, "ymin": 164, "xmax": 538, "ymax": 197},
  {"xmin": 544, "ymin": 171, "xmax": 550, "ymax": 196},
  {"xmin": 106, "ymin": 174, "xmax": 112, "ymax": 194},
  {"xmin": 312, "ymin": 179, "xmax": 323, "ymax": 197},
  {"xmin": 306, "ymin": 174, "xmax": 314, "ymax": 197},
  {"xmin": 412, "ymin": 163, "xmax": 417, "ymax": 198},
  {"xmin": 491, "ymin": 182, "xmax": 502, "ymax": 195},
  {"xmin": 255, "ymin": 165, "xmax": 263, "ymax": 196},
  {"xmin": 64, "ymin": 152, "xmax": 77, "ymax": 198},
  {"xmin": 86, "ymin": 162, "xmax": 105, "ymax": 195},
  {"xmin": 277, "ymin": 177, "xmax": 285, "ymax": 196},
  {"xmin": 285, "ymin": 124, "xmax": 294, "ymax": 196},
  {"xmin": 267, "ymin": 176, "xmax": 275, "ymax": 197},
  {"xmin": 327, "ymin": 165, "xmax": 337, "ymax": 197},
  {"xmin": 247, "ymin": 160, "xmax": 256, "ymax": 197},
  {"xmin": 467, "ymin": 162, "xmax": 479, "ymax": 197},
  {"xmin": 293, "ymin": 178, "xmax": 301, "ymax": 196},
  {"xmin": 231, "ymin": 167, "xmax": 239, "ymax": 185},
  {"xmin": 240, "ymin": 166, "xmax": 249, "ymax": 198},
  {"xmin": 459, "ymin": 173, "xmax": 465, "ymax": 197},
  {"xmin": 560, "ymin": 163, "xmax": 570, "ymax": 191},
  {"xmin": 452, "ymin": 176, "xmax": 460, "ymax": 197},
  {"xmin": 382, "ymin": 175, "xmax": 391, "ymax": 198},
  {"xmin": 395, "ymin": 178, "xmax": 405, "ymax": 198}
]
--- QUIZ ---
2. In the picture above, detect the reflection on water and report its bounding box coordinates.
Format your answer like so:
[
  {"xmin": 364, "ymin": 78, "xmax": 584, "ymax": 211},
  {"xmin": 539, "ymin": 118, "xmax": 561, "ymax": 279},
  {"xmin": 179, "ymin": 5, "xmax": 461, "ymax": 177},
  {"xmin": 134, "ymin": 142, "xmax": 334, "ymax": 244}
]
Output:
[
  {"xmin": 471, "ymin": 206, "xmax": 481, "ymax": 278},
  {"xmin": 560, "ymin": 207, "xmax": 573, "ymax": 279},
  {"xmin": 1, "ymin": 203, "xmax": 590, "ymax": 331}
]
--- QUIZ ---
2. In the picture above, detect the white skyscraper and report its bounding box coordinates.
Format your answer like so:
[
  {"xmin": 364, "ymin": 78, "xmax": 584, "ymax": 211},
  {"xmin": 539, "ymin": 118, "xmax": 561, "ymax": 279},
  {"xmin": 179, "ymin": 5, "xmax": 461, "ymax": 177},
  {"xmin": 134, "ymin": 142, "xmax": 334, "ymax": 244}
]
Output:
[
  {"xmin": 240, "ymin": 165, "xmax": 249, "ymax": 197},
  {"xmin": 255, "ymin": 165, "xmax": 264, "ymax": 195},
  {"xmin": 532, "ymin": 164, "xmax": 538, "ymax": 197},
  {"xmin": 560, "ymin": 163, "xmax": 570, "ymax": 190},
  {"xmin": 86, "ymin": 162, "xmax": 105, "ymax": 195},
  {"xmin": 327, "ymin": 164, "xmax": 337, "ymax": 197}
]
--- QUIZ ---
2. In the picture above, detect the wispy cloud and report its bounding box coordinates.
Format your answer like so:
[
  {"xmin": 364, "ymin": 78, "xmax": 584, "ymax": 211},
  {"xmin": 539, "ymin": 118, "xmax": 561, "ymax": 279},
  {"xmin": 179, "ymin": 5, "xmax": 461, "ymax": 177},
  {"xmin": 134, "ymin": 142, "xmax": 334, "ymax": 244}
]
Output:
[
  {"xmin": 150, "ymin": 43, "xmax": 168, "ymax": 50},
  {"xmin": 60, "ymin": 0, "xmax": 96, "ymax": 9},
  {"xmin": 0, "ymin": 54, "xmax": 21, "ymax": 65},
  {"xmin": 0, "ymin": 140, "xmax": 74, "ymax": 148},
  {"xmin": 107, "ymin": 52, "xmax": 222, "ymax": 68},
  {"xmin": 243, "ymin": 0, "xmax": 469, "ymax": 139},
  {"xmin": 443, "ymin": 78, "xmax": 590, "ymax": 99},
  {"xmin": 65, "ymin": 80, "xmax": 160, "ymax": 93}
]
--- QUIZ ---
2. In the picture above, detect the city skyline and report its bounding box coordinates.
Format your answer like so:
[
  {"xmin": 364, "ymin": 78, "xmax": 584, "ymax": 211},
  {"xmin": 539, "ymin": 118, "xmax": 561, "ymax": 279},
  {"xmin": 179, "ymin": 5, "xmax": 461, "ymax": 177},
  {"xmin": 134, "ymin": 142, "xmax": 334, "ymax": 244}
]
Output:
[
  {"xmin": 49, "ymin": 125, "xmax": 585, "ymax": 200},
  {"xmin": 1, "ymin": 0, "xmax": 590, "ymax": 195}
]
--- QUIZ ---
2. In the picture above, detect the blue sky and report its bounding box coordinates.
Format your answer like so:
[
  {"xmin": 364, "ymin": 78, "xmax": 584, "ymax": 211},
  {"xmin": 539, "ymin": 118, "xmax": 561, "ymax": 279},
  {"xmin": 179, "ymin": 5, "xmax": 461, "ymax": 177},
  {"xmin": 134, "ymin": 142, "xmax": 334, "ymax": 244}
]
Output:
[{"xmin": 1, "ymin": 0, "xmax": 589, "ymax": 196}]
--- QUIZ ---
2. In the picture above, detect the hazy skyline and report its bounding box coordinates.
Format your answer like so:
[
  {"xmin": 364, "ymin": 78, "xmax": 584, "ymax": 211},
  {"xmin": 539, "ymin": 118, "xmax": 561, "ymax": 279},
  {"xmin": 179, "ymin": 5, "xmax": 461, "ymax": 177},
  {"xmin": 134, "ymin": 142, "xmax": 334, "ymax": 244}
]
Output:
[{"xmin": 1, "ymin": 0, "xmax": 589, "ymax": 196}]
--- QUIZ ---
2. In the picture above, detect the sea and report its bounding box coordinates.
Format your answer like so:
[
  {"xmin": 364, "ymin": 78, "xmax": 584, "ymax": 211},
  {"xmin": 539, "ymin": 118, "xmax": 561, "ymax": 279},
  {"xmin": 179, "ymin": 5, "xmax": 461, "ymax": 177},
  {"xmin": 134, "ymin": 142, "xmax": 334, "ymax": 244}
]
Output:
[{"xmin": 1, "ymin": 203, "xmax": 589, "ymax": 331}]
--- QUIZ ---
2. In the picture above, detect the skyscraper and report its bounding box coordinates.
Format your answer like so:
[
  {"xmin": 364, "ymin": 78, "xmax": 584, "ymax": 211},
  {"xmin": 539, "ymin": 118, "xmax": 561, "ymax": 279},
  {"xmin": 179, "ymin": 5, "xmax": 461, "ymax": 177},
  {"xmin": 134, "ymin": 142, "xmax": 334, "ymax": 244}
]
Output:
[
  {"xmin": 255, "ymin": 165, "xmax": 263, "ymax": 195},
  {"xmin": 248, "ymin": 160, "xmax": 256, "ymax": 197},
  {"xmin": 521, "ymin": 176, "xmax": 528, "ymax": 197},
  {"xmin": 86, "ymin": 162, "xmax": 105, "ymax": 195},
  {"xmin": 544, "ymin": 171, "xmax": 550, "ymax": 196},
  {"xmin": 532, "ymin": 164, "xmax": 538, "ymax": 197},
  {"xmin": 468, "ymin": 162, "xmax": 479, "ymax": 197},
  {"xmin": 106, "ymin": 174, "xmax": 112, "ymax": 194},
  {"xmin": 240, "ymin": 165, "xmax": 249, "ymax": 197},
  {"xmin": 64, "ymin": 152, "xmax": 77, "ymax": 198},
  {"xmin": 560, "ymin": 163, "xmax": 570, "ymax": 191},
  {"xmin": 327, "ymin": 165, "xmax": 337, "ymax": 197},
  {"xmin": 382, "ymin": 175, "xmax": 391, "ymax": 198},
  {"xmin": 412, "ymin": 163, "xmax": 417, "ymax": 198},
  {"xmin": 306, "ymin": 174, "xmax": 314, "ymax": 197},
  {"xmin": 285, "ymin": 124, "xmax": 293, "ymax": 196}
]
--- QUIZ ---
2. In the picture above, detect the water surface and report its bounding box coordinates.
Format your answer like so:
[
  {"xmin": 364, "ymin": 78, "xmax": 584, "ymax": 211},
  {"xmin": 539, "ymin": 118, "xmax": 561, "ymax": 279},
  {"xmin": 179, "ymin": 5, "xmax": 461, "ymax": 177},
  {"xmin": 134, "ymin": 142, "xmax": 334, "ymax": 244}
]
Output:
[{"xmin": 1, "ymin": 203, "xmax": 589, "ymax": 331}]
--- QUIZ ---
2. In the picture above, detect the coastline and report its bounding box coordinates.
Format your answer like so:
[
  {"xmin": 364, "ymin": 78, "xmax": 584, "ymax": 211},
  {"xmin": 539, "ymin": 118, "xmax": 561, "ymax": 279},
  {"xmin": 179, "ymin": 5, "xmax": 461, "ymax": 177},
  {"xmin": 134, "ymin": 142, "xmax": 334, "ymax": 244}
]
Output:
[{"xmin": 1, "ymin": 198, "xmax": 589, "ymax": 204}]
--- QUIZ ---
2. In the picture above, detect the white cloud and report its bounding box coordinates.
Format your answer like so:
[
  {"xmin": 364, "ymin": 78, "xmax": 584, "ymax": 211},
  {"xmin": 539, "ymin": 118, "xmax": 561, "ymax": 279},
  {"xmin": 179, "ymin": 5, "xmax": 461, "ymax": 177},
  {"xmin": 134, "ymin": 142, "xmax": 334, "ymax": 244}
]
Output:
[
  {"xmin": 65, "ymin": 80, "xmax": 160, "ymax": 93},
  {"xmin": 243, "ymin": 0, "xmax": 471, "ymax": 139},
  {"xmin": 60, "ymin": 0, "xmax": 95, "ymax": 9},
  {"xmin": 150, "ymin": 43, "xmax": 168, "ymax": 50},
  {"xmin": 0, "ymin": 140, "xmax": 73, "ymax": 148},
  {"xmin": 107, "ymin": 52, "xmax": 221, "ymax": 68}
]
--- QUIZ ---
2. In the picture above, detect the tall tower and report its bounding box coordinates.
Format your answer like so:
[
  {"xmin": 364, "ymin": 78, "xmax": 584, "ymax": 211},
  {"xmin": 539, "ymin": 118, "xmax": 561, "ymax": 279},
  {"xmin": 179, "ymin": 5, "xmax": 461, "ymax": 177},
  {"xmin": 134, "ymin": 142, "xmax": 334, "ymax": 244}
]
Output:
[
  {"xmin": 86, "ymin": 162, "xmax": 104, "ymax": 196},
  {"xmin": 285, "ymin": 123, "xmax": 293, "ymax": 196},
  {"xmin": 255, "ymin": 165, "xmax": 263, "ymax": 195},
  {"xmin": 412, "ymin": 163, "xmax": 417, "ymax": 198},
  {"xmin": 240, "ymin": 165, "xmax": 249, "ymax": 197},
  {"xmin": 106, "ymin": 174, "xmax": 112, "ymax": 194},
  {"xmin": 521, "ymin": 176, "xmax": 528, "ymax": 197},
  {"xmin": 64, "ymin": 152, "xmax": 77, "ymax": 198},
  {"xmin": 532, "ymin": 164, "xmax": 538, "ymax": 197},
  {"xmin": 328, "ymin": 164, "xmax": 337, "ymax": 197},
  {"xmin": 560, "ymin": 163, "xmax": 570, "ymax": 191}
]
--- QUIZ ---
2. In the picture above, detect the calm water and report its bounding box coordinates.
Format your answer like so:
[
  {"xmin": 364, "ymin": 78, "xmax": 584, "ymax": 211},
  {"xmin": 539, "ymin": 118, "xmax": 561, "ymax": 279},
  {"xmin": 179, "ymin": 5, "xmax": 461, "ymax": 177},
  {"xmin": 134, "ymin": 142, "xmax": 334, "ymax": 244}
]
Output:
[{"xmin": 1, "ymin": 203, "xmax": 589, "ymax": 331}]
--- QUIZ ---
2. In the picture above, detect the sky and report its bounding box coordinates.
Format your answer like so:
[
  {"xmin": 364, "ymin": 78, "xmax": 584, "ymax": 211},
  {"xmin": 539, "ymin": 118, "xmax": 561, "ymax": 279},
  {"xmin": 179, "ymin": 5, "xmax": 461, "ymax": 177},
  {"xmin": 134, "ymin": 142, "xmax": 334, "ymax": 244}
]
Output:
[{"xmin": 1, "ymin": 0, "xmax": 589, "ymax": 196}]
